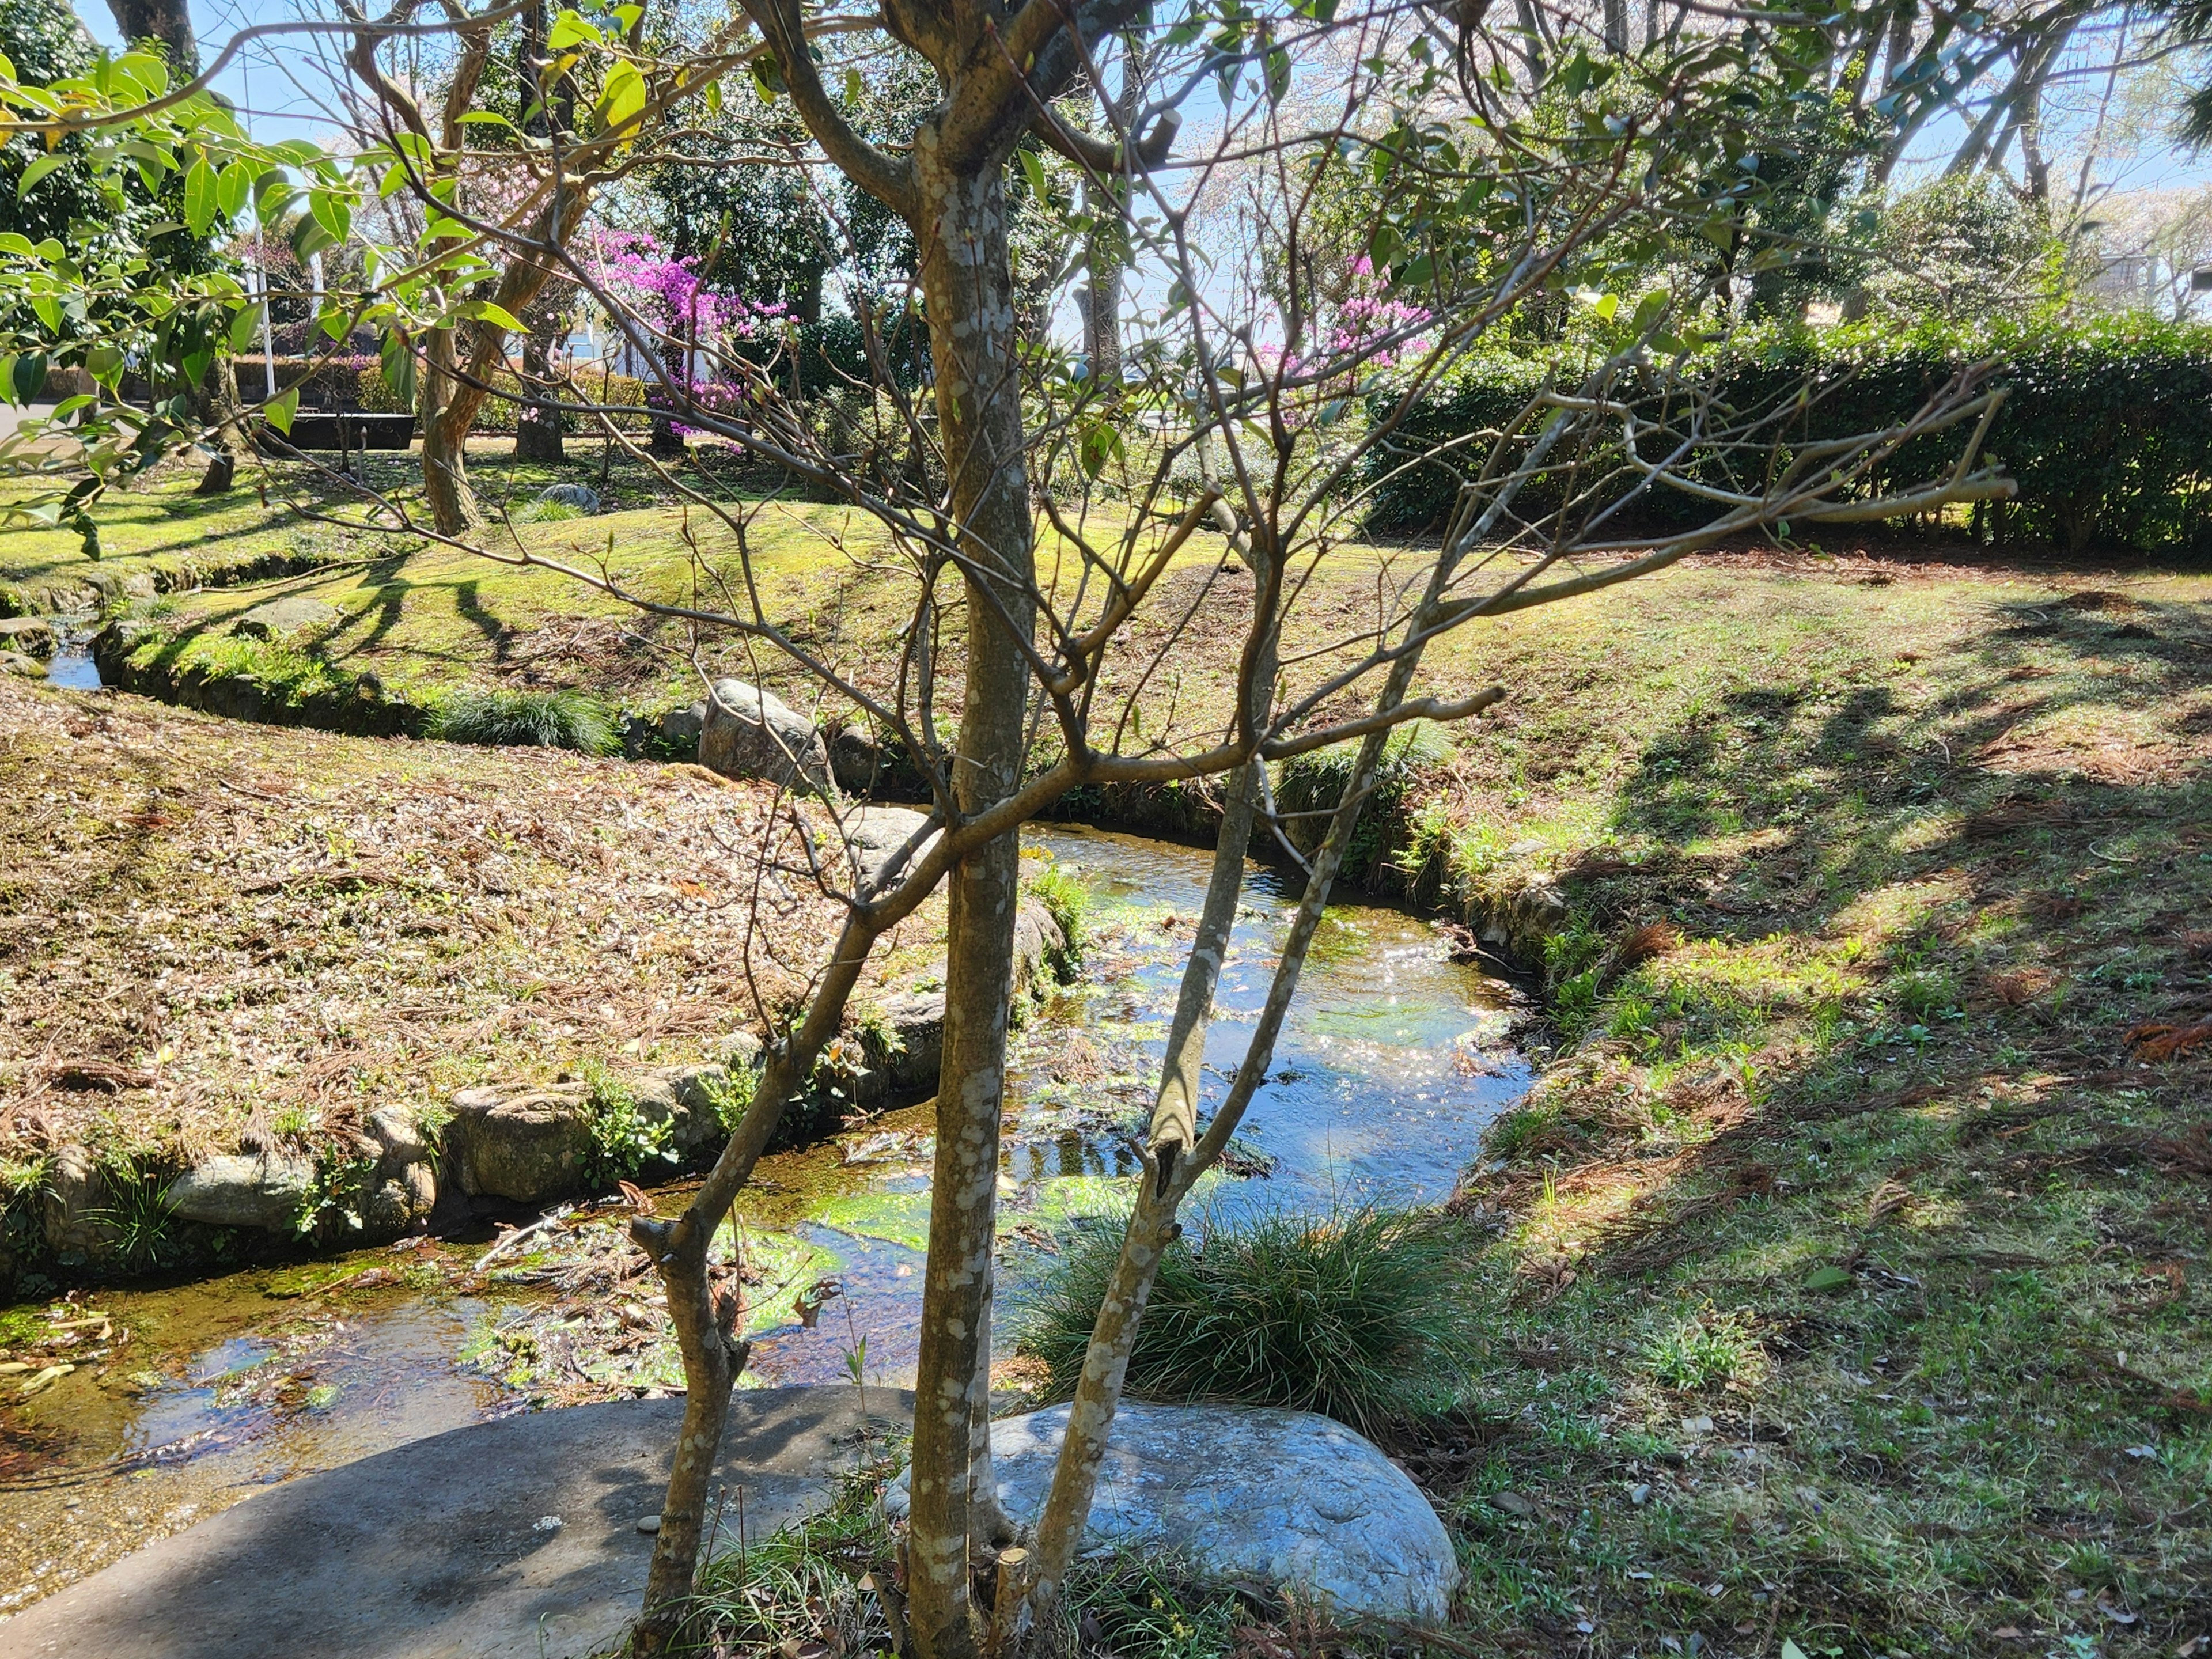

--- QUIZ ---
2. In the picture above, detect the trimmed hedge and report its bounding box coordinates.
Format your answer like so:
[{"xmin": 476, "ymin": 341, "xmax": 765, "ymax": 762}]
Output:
[{"xmin": 1369, "ymin": 316, "xmax": 2212, "ymax": 556}]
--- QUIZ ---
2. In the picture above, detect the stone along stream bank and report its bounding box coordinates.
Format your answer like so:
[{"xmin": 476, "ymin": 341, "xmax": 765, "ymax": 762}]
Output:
[{"xmin": 0, "ymin": 825, "xmax": 1529, "ymax": 1616}]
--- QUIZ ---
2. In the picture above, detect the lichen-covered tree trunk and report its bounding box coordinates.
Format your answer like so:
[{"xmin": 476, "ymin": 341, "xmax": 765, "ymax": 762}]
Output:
[{"xmin": 903, "ymin": 120, "xmax": 1035, "ymax": 1659}]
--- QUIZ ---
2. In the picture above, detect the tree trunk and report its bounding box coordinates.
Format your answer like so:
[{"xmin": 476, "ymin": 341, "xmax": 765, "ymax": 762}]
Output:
[
  {"xmin": 105, "ymin": 0, "xmax": 196, "ymax": 71},
  {"xmin": 903, "ymin": 126, "xmax": 1036, "ymax": 1659},
  {"xmin": 629, "ymin": 916, "xmax": 886, "ymax": 1656},
  {"xmin": 515, "ymin": 285, "xmax": 571, "ymax": 463},
  {"xmin": 1080, "ymin": 48, "xmax": 1143, "ymax": 391},
  {"xmin": 421, "ymin": 325, "xmax": 482, "ymax": 534}
]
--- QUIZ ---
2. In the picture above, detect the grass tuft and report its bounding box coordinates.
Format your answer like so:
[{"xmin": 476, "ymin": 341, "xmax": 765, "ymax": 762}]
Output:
[
  {"xmin": 1013, "ymin": 1206, "xmax": 1476, "ymax": 1433},
  {"xmin": 425, "ymin": 687, "xmax": 617, "ymax": 754},
  {"xmin": 1025, "ymin": 858, "xmax": 1092, "ymax": 980}
]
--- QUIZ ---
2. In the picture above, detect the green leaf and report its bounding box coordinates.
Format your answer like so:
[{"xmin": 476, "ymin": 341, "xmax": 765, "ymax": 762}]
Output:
[
  {"xmin": 1079, "ymin": 420, "xmax": 1124, "ymax": 478},
  {"xmin": 464, "ymin": 300, "xmax": 527, "ymax": 334},
  {"xmin": 291, "ymin": 215, "xmax": 339, "ymax": 262},
  {"xmin": 264, "ymin": 385, "xmax": 298, "ymax": 435},
  {"xmin": 599, "ymin": 59, "xmax": 646, "ymax": 134},
  {"xmin": 85, "ymin": 344, "xmax": 122, "ymax": 387},
  {"xmin": 309, "ymin": 189, "xmax": 351, "ymax": 241},
  {"xmin": 547, "ymin": 9, "xmax": 602, "ymax": 48},
  {"xmin": 843, "ymin": 66, "xmax": 863, "ymax": 105},
  {"xmin": 216, "ymin": 159, "xmax": 252, "ymax": 218},
  {"xmin": 29, "ymin": 294, "xmax": 59, "ymax": 334},
  {"xmin": 10, "ymin": 351, "xmax": 47, "ymax": 403},
  {"xmin": 16, "ymin": 153, "xmax": 67, "ymax": 199},
  {"xmin": 183, "ymin": 155, "xmax": 216, "ymax": 235},
  {"xmin": 1018, "ymin": 146, "xmax": 1048, "ymax": 204},
  {"xmin": 380, "ymin": 329, "xmax": 416, "ymax": 407},
  {"xmin": 228, "ymin": 300, "xmax": 264, "ymax": 353},
  {"xmin": 0, "ymin": 231, "xmax": 32, "ymax": 257},
  {"xmin": 1802, "ymin": 1264, "xmax": 1853, "ymax": 1294}
]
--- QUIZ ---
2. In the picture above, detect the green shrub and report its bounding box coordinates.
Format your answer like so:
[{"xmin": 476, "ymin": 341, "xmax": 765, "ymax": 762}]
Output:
[
  {"xmin": 1013, "ymin": 1206, "xmax": 1476, "ymax": 1431},
  {"xmin": 1369, "ymin": 314, "xmax": 2212, "ymax": 556},
  {"xmin": 427, "ymin": 687, "xmax": 618, "ymax": 755},
  {"xmin": 1025, "ymin": 859, "xmax": 1091, "ymax": 979},
  {"xmin": 1270, "ymin": 718, "xmax": 1453, "ymax": 889},
  {"xmin": 355, "ymin": 363, "xmax": 652, "ymax": 434}
]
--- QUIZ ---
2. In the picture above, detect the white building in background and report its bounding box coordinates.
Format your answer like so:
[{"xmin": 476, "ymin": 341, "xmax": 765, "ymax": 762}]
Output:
[{"xmin": 2077, "ymin": 187, "xmax": 2212, "ymax": 319}]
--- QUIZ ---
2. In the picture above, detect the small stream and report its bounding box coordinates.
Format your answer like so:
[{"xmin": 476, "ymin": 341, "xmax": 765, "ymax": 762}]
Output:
[
  {"xmin": 0, "ymin": 825, "xmax": 1528, "ymax": 1615},
  {"xmin": 41, "ymin": 613, "xmax": 100, "ymax": 691}
]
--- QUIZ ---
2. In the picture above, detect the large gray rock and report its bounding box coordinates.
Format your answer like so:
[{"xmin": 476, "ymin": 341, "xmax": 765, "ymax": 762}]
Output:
[
  {"xmin": 1469, "ymin": 874, "xmax": 1569, "ymax": 969},
  {"xmin": 2, "ymin": 648, "xmax": 44, "ymax": 679},
  {"xmin": 42, "ymin": 1145, "xmax": 118, "ymax": 1260},
  {"xmin": 831, "ymin": 804, "xmax": 939, "ymax": 888},
  {"xmin": 1, "ymin": 1387, "xmax": 914, "ymax": 1659},
  {"xmin": 360, "ymin": 1107, "xmax": 438, "ymax": 1239},
  {"xmin": 828, "ymin": 724, "xmax": 884, "ymax": 793},
  {"xmin": 871, "ymin": 988, "xmax": 945, "ymax": 1093},
  {"xmin": 449, "ymin": 1084, "xmax": 592, "ymax": 1205},
  {"xmin": 535, "ymin": 482, "xmax": 601, "ymax": 513},
  {"xmin": 163, "ymin": 1153, "xmax": 318, "ymax": 1229},
  {"xmin": 698, "ymin": 679, "xmax": 831, "ymax": 792},
  {"xmin": 887, "ymin": 1402, "xmax": 1459, "ymax": 1623},
  {"xmin": 659, "ymin": 701, "xmax": 705, "ymax": 745},
  {"xmin": 0, "ymin": 615, "xmax": 55, "ymax": 657},
  {"xmin": 634, "ymin": 1064, "xmax": 743, "ymax": 1163},
  {"xmin": 232, "ymin": 595, "xmax": 338, "ymax": 641}
]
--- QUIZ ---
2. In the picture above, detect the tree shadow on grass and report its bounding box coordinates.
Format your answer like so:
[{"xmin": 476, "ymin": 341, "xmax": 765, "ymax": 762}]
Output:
[{"xmin": 1464, "ymin": 579, "xmax": 2212, "ymax": 1652}]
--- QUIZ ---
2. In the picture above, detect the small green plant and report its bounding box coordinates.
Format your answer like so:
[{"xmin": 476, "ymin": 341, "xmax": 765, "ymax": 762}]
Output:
[
  {"xmin": 294, "ymin": 1151, "xmax": 377, "ymax": 1238},
  {"xmin": 1014, "ymin": 1206, "xmax": 1476, "ymax": 1431},
  {"xmin": 582, "ymin": 1063, "xmax": 675, "ymax": 1189},
  {"xmin": 1891, "ymin": 967, "xmax": 1962, "ymax": 1023},
  {"xmin": 1049, "ymin": 1554, "xmax": 1249, "ymax": 1659},
  {"xmin": 685, "ymin": 1464, "xmax": 901, "ymax": 1654},
  {"xmin": 90, "ymin": 1158, "xmax": 180, "ymax": 1270},
  {"xmin": 698, "ymin": 1062, "xmax": 759, "ymax": 1133},
  {"xmin": 1025, "ymin": 859, "xmax": 1092, "ymax": 979},
  {"xmin": 1643, "ymin": 1307, "xmax": 1767, "ymax": 1392},
  {"xmin": 426, "ymin": 687, "xmax": 618, "ymax": 755}
]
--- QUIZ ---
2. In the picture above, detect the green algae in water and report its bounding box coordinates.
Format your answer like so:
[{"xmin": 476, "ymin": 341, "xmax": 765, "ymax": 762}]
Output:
[{"xmin": 812, "ymin": 1188, "xmax": 934, "ymax": 1253}]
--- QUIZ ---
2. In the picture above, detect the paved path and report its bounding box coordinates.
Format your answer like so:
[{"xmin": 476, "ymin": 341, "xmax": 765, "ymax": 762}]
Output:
[{"xmin": 0, "ymin": 1387, "xmax": 910, "ymax": 1659}]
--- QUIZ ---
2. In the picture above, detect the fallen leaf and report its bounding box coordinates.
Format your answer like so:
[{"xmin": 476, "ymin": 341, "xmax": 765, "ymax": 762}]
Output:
[
  {"xmin": 1804, "ymin": 1264, "xmax": 1854, "ymax": 1294},
  {"xmin": 1490, "ymin": 1490, "xmax": 1538, "ymax": 1517},
  {"xmin": 19, "ymin": 1362, "xmax": 73, "ymax": 1396}
]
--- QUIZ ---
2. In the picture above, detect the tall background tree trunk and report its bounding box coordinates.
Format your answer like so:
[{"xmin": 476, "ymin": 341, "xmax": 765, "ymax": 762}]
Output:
[
  {"xmin": 1080, "ymin": 47, "xmax": 1143, "ymax": 391},
  {"xmin": 513, "ymin": 0, "xmax": 570, "ymax": 464},
  {"xmin": 104, "ymin": 0, "xmax": 195, "ymax": 70},
  {"xmin": 904, "ymin": 122, "xmax": 1036, "ymax": 1659},
  {"xmin": 514, "ymin": 282, "xmax": 573, "ymax": 463}
]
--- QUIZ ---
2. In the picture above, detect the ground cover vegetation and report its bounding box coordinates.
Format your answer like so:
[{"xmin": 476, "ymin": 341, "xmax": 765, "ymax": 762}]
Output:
[{"xmin": 0, "ymin": 0, "xmax": 2209, "ymax": 1649}]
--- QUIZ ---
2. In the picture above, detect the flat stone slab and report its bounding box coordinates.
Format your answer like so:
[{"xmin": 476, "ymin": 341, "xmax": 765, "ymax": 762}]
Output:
[
  {"xmin": 888, "ymin": 1400, "xmax": 1460, "ymax": 1623},
  {"xmin": 1, "ymin": 1387, "xmax": 911, "ymax": 1659}
]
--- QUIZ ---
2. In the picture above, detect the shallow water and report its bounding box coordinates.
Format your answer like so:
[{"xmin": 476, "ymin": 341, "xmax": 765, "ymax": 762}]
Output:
[
  {"xmin": 0, "ymin": 825, "xmax": 1526, "ymax": 1612},
  {"xmin": 41, "ymin": 614, "xmax": 100, "ymax": 691}
]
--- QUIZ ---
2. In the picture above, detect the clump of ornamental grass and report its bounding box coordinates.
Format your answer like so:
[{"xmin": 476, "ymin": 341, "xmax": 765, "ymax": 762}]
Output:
[
  {"xmin": 425, "ymin": 686, "xmax": 616, "ymax": 755},
  {"xmin": 1013, "ymin": 1206, "xmax": 1476, "ymax": 1433}
]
